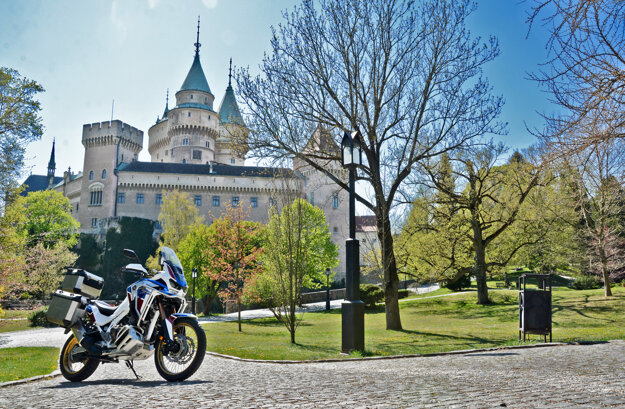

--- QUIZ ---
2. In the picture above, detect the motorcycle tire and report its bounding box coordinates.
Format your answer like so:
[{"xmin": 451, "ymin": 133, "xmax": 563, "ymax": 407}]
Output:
[
  {"xmin": 59, "ymin": 335, "xmax": 99, "ymax": 382},
  {"xmin": 154, "ymin": 317, "xmax": 206, "ymax": 382}
]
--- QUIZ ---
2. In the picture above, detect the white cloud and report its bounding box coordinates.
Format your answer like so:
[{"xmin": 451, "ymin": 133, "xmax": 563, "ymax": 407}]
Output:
[{"xmin": 202, "ymin": 0, "xmax": 218, "ymax": 9}]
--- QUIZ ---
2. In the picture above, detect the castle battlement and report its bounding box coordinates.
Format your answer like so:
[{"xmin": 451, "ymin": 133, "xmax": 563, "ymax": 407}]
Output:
[{"xmin": 82, "ymin": 120, "xmax": 144, "ymax": 148}]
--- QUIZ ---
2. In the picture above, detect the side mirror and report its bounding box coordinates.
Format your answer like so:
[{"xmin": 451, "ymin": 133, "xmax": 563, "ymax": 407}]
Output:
[{"xmin": 123, "ymin": 249, "xmax": 140, "ymax": 262}]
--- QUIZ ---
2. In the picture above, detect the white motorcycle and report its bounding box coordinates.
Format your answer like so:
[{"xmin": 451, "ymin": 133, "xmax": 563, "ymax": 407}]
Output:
[{"xmin": 47, "ymin": 246, "xmax": 206, "ymax": 382}]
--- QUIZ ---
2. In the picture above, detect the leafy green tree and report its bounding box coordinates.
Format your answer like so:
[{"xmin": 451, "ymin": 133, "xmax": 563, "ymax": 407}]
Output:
[
  {"xmin": 4, "ymin": 190, "xmax": 79, "ymax": 249},
  {"xmin": 0, "ymin": 67, "xmax": 44, "ymax": 208},
  {"xmin": 177, "ymin": 223, "xmax": 221, "ymax": 315},
  {"xmin": 204, "ymin": 204, "xmax": 265, "ymax": 331},
  {"xmin": 249, "ymin": 199, "xmax": 338, "ymax": 343},
  {"xmin": 25, "ymin": 242, "xmax": 77, "ymax": 299}
]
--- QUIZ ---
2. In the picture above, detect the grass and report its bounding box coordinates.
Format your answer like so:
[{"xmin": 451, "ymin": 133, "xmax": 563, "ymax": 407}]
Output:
[
  {"xmin": 202, "ymin": 286, "xmax": 625, "ymax": 360},
  {"xmin": 0, "ymin": 347, "xmax": 59, "ymax": 383},
  {"xmin": 0, "ymin": 307, "xmax": 45, "ymax": 333}
]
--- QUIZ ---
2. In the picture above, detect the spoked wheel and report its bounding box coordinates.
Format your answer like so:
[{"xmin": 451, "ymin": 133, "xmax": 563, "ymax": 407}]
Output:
[
  {"xmin": 59, "ymin": 335, "xmax": 99, "ymax": 382},
  {"xmin": 154, "ymin": 317, "xmax": 206, "ymax": 382}
]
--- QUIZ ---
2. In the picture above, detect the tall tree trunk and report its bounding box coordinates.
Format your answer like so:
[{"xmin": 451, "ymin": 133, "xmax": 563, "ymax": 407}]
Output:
[
  {"xmin": 379, "ymin": 212, "xmax": 402, "ymax": 330},
  {"xmin": 471, "ymin": 212, "xmax": 490, "ymax": 305},
  {"xmin": 599, "ymin": 244, "xmax": 613, "ymax": 297},
  {"xmin": 238, "ymin": 298, "xmax": 242, "ymax": 332}
]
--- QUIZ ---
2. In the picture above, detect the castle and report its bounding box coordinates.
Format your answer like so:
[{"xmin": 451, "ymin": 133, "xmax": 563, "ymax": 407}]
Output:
[{"xmin": 23, "ymin": 22, "xmax": 354, "ymax": 279}]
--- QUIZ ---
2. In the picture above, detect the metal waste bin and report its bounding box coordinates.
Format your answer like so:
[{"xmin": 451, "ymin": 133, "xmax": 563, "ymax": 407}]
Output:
[{"xmin": 519, "ymin": 274, "xmax": 552, "ymax": 342}]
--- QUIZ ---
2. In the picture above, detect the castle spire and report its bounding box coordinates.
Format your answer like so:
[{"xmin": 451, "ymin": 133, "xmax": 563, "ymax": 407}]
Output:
[
  {"xmin": 228, "ymin": 57, "xmax": 232, "ymax": 87},
  {"xmin": 47, "ymin": 138, "xmax": 56, "ymax": 179},
  {"xmin": 194, "ymin": 16, "xmax": 201, "ymax": 56},
  {"xmin": 163, "ymin": 88, "xmax": 169, "ymax": 119}
]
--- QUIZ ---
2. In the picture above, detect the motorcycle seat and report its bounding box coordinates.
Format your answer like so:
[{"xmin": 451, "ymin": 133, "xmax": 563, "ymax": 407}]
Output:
[{"xmin": 94, "ymin": 300, "xmax": 117, "ymax": 316}]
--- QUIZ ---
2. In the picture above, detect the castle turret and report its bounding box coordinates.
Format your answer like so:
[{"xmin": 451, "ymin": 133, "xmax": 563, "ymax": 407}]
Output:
[
  {"xmin": 79, "ymin": 120, "xmax": 143, "ymax": 229},
  {"xmin": 148, "ymin": 17, "xmax": 219, "ymax": 165},
  {"xmin": 216, "ymin": 58, "xmax": 249, "ymax": 166}
]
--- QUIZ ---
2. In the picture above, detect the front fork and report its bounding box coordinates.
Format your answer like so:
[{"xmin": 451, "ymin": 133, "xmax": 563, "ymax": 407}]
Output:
[{"xmin": 157, "ymin": 299, "xmax": 178, "ymax": 354}]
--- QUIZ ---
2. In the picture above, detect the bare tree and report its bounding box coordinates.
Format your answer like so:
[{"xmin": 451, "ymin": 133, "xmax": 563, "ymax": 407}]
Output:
[
  {"xmin": 528, "ymin": 0, "xmax": 625, "ymax": 150},
  {"xmin": 237, "ymin": 0, "xmax": 504, "ymax": 329}
]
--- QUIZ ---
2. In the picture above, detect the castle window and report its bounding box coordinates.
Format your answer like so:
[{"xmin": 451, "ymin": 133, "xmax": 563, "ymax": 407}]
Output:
[
  {"xmin": 89, "ymin": 188, "xmax": 102, "ymax": 206},
  {"xmin": 212, "ymin": 196, "xmax": 220, "ymax": 207},
  {"xmin": 232, "ymin": 196, "xmax": 239, "ymax": 207},
  {"xmin": 190, "ymin": 94, "xmax": 193, "ymax": 100},
  {"xmin": 251, "ymin": 197, "xmax": 258, "ymax": 208},
  {"xmin": 76, "ymin": 203, "xmax": 79, "ymax": 211},
  {"xmin": 136, "ymin": 193, "xmax": 144, "ymax": 204},
  {"xmin": 333, "ymin": 226, "xmax": 338, "ymax": 234},
  {"xmin": 157, "ymin": 153, "xmax": 159, "ymax": 159},
  {"xmin": 205, "ymin": 141, "xmax": 210, "ymax": 148},
  {"xmin": 89, "ymin": 170, "xmax": 94, "ymax": 180},
  {"xmin": 155, "ymin": 221, "xmax": 162, "ymax": 230},
  {"xmin": 188, "ymin": 112, "xmax": 191, "ymax": 117},
  {"xmin": 165, "ymin": 150, "xmax": 168, "ymax": 156},
  {"xmin": 332, "ymin": 194, "xmax": 339, "ymax": 209},
  {"xmin": 194, "ymin": 195, "xmax": 202, "ymax": 206},
  {"xmin": 91, "ymin": 218, "xmax": 98, "ymax": 228},
  {"xmin": 193, "ymin": 150, "xmax": 201, "ymax": 160},
  {"xmin": 102, "ymin": 169, "xmax": 107, "ymax": 179},
  {"xmin": 269, "ymin": 197, "xmax": 276, "ymax": 207},
  {"xmin": 183, "ymin": 138, "xmax": 189, "ymax": 145},
  {"xmin": 182, "ymin": 159, "xmax": 187, "ymax": 164},
  {"xmin": 309, "ymin": 192, "xmax": 315, "ymax": 206},
  {"xmin": 230, "ymin": 158, "xmax": 235, "ymax": 164},
  {"xmin": 205, "ymin": 98, "xmax": 207, "ymax": 104},
  {"xmin": 117, "ymin": 192, "xmax": 125, "ymax": 204},
  {"xmin": 156, "ymin": 193, "xmax": 162, "ymax": 205}
]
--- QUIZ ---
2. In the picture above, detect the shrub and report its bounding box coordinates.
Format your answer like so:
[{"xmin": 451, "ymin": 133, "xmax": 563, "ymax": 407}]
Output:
[
  {"xmin": 360, "ymin": 284, "xmax": 384, "ymax": 308},
  {"xmin": 29, "ymin": 308, "xmax": 57, "ymax": 328},
  {"xmin": 397, "ymin": 289, "xmax": 411, "ymax": 299},
  {"xmin": 571, "ymin": 275, "xmax": 601, "ymax": 290},
  {"xmin": 444, "ymin": 273, "xmax": 471, "ymax": 291}
]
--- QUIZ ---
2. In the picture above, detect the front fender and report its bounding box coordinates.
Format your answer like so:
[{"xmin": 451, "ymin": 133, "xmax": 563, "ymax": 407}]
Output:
[{"xmin": 171, "ymin": 313, "xmax": 198, "ymax": 321}]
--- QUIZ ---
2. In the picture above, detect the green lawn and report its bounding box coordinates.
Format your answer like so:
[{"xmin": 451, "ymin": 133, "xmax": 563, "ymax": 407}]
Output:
[
  {"xmin": 203, "ymin": 286, "xmax": 625, "ymax": 360},
  {"xmin": 0, "ymin": 347, "xmax": 59, "ymax": 383},
  {"xmin": 0, "ymin": 307, "xmax": 46, "ymax": 333}
]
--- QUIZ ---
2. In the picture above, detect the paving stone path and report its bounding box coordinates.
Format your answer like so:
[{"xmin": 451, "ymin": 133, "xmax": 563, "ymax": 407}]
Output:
[{"xmin": 2, "ymin": 340, "xmax": 625, "ymax": 408}]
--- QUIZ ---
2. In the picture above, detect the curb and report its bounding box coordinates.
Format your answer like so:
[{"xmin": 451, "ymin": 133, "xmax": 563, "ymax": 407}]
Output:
[
  {"xmin": 205, "ymin": 339, "xmax": 615, "ymax": 364},
  {"xmin": 0, "ymin": 370, "xmax": 61, "ymax": 388}
]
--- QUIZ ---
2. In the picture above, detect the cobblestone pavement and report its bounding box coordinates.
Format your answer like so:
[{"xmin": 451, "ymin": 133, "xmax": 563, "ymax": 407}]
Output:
[{"xmin": 2, "ymin": 340, "xmax": 625, "ymax": 408}]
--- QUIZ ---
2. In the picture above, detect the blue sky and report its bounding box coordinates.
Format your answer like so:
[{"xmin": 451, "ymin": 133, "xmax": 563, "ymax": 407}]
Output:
[{"xmin": 0, "ymin": 0, "xmax": 555, "ymax": 180}]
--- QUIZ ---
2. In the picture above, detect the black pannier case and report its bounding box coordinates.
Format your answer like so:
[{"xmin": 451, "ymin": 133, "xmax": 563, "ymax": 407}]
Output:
[
  {"xmin": 46, "ymin": 290, "xmax": 85, "ymax": 327},
  {"xmin": 61, "ymin": 269, "xmax": 104, "ymax": 299}
]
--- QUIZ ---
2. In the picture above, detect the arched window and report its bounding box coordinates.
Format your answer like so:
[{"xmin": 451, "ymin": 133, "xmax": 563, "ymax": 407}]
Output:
[
  {"xmin": 102, "ymin": 169, "xmax": 107, "ymax": 179},
  {"xmin": 89, "ymin": 170, "xmax": 94, "ymax": 180},
  {"xmin": 89, "ymin": 186, "xmax": 103, "ymax": 206}
]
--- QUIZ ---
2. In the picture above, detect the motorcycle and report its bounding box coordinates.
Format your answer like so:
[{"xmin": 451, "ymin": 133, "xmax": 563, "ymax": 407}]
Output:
[{"xmin": 47, "ymin": 246, "xmax": 206, "ymax": 382}]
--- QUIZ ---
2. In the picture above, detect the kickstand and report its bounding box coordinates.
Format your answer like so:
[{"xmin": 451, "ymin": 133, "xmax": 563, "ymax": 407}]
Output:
[{"xmin": 125, "ymin": 360, "xmax": 142, "ymax": 380}]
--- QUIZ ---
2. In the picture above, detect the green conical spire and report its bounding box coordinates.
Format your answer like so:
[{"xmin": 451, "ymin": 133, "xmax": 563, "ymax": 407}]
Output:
[
  {"xmin": 218, "ymin": 58, "xmax": 245, "ymax": 126},
  {"xmin": 180, "ymin": 16, "xmax": 212, "ymax": 94},
  {"xmin": 162, "ymin": 89, "xmax": 169, "ymax": 119}
]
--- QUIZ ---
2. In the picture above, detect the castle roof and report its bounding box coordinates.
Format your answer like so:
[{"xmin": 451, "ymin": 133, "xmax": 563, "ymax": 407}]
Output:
[
  {"xmin": 118, "ymin": 161, "xmax": 293, "ymax": 178},
  {"xmin": 48, "ymin": 140, "xmax": 56, "ymax": 171},
  {"xmin": 218, "ymin": 84, "xmax": 245, "ymax": 126},
  {"xmin": 21, "ymin": 175, "xmax": 63, "ymax": 196},
  {"xmin": 180, "ymin": 54, "xmax": 212, "ymax": 95}
]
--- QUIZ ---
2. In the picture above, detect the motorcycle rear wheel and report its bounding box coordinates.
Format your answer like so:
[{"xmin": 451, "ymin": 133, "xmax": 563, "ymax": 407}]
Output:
[
  {"xmin": 59, "ymin": 335, "xmax": 99, "ymax": 382},
  {"xmin": 154, "ymin": 317, "xmax": 206, "ymax": 382}
]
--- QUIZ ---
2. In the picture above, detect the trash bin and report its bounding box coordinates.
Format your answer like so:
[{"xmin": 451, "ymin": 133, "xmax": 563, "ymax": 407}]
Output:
[{"xmin": 519, "ymin": 274, "xmax": 552, "ymax": 342}]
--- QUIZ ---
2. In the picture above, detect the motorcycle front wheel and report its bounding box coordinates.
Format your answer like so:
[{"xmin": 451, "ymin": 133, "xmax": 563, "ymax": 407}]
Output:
[
  {"xmin": 59, "ymin": 335, "xmax": 99, "ymax": 382},
  {"xmin": 154, "ymin": 317, "xmax": 206, "ymax": 382}
]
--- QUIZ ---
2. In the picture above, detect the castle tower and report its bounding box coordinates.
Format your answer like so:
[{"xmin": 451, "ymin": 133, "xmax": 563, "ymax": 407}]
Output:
[
  {"xmin": 79, "ymin": 120, "xmax": 143, "ymax": 229},
  {"xmin": 148, "ymin": 17, "xmax": 219, "ymax": 164},
  {"xmin": 216, "ymin": 58, "xmax": 249, "ymax": 166},
  {"xmin": 47, "ymin": 139, "xmax": 56, "ymax": 187}
]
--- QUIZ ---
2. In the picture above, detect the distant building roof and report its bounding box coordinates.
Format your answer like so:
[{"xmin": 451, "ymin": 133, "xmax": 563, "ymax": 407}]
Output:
[
  {"xmin": 180, "ymin": 54, "xmax": 212, "ymax": 95},
  {"xmin": 355, "ymin": 215, "xmax": 377, "ymax": 233},
  {"xmin": 21, "ymin": 175, "xmax": 63, "ymax": 196},
  {"xmin": 118, "ymin": 161, "xmax": 293, "ymax": 178}
]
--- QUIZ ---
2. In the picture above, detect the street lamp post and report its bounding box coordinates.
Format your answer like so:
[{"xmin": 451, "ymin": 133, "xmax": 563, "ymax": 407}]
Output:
[
  {"xmin": 192, "ymin": 268, "xmax": 197, "ymax": 315},
  {"xmin": 340, "ymin": 130, "xmax": 365, "ymax": 353},
  {"xmin": 325, "ymin": 268, "xmax": 331, "ymax": 311}
]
